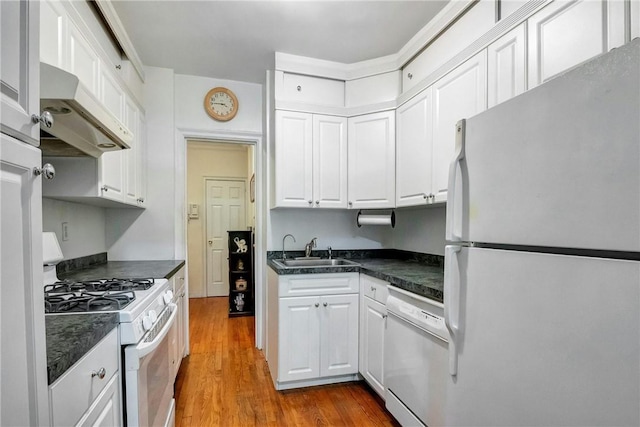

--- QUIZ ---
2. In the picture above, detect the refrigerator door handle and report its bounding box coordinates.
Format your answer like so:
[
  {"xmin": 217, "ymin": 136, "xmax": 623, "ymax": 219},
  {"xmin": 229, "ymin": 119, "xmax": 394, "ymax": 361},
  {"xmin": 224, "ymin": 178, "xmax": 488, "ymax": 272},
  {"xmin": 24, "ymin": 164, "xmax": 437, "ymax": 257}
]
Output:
[
  {"xmin": 444, "ymin": 245, "xmax": 461, "ymax": 376},
  {"xmin": 446, "ymin": 120, "xmax": 466, "ymax": 242}
]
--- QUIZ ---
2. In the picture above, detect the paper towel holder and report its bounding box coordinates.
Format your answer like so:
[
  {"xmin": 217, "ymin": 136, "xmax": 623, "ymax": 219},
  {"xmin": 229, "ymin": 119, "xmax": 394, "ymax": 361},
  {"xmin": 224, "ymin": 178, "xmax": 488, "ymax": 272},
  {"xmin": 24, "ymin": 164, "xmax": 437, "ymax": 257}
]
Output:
[{"xmin": 357, "ymin": 209, "xmax": 396, "ymax": 228}]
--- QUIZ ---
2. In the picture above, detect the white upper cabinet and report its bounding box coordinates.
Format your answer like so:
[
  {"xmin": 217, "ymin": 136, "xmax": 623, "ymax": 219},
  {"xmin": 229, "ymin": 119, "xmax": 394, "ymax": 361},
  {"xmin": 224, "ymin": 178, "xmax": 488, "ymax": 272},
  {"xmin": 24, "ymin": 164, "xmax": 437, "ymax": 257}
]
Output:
[
  {"xmin": 527, "ymin": 0, "xmax": 625, "ymax": 88},
  {"xmin": 136, "ymin": 114, "xmax": 147, "ymax": 206},
  {"xmin": 279, "ymin": 72, "xmax": 345, "ymax": 107},
  {"xmin": 275, "ymin": 110, "xmax": 313, "ymax": 207},
  {"xmin": 348, "ymin": 111, "xmax": 396, "ymax": 209},
  {"xmin": 431, "ymin": 51, "xmax": 487, "ymax": 204},
  {"xmin": 67, "ymin": 20, "xmax": 99, "ymax": 96},
  {"xmin": 100, "ymin": 64, "xmax": 125, "ymax": 123},
  {"xmin": 487, "ymin": 23, "xmax": 526, "ymax": 108},
  {"xmin": 275, "ymin": 111, "xmax": 347, "ymax": 208},
  {"xmin": 396, "ymin": 88, "xmax": 434, "ymax": 207},
  {"xmin": 313, "ymin": 115, "xmax": 348, "ymax": 208},
  {"xmin": 124, "ymin": 97, "xmax": 138, "ymax": 205},
  {"xmin": 1, "ymin": 0, "xmax": 41, "ymax": 145},
  {"xmin": 40, "ymin": 0, "xmax": 66, "ymax": 69},
  {"xmin": 98, "ymin": 152, "xmax": 125, "ymax": 202}
]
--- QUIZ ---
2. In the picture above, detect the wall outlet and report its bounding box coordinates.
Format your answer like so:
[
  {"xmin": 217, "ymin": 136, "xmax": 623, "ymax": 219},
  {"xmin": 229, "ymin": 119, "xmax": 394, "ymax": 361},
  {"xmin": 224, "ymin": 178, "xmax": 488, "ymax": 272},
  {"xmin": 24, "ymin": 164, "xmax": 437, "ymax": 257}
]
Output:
[{"xmin": 61, "ymin": 222, "xmax": 69, "ymax": 241}]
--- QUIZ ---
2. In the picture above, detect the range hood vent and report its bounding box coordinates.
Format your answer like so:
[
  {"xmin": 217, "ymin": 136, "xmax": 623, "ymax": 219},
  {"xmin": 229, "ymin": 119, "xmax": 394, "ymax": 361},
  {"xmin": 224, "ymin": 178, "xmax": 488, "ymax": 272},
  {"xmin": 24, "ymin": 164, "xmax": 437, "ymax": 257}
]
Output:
[{"xmin": 40, "ymin": 63, "xmax": 132, "ymax": 157}]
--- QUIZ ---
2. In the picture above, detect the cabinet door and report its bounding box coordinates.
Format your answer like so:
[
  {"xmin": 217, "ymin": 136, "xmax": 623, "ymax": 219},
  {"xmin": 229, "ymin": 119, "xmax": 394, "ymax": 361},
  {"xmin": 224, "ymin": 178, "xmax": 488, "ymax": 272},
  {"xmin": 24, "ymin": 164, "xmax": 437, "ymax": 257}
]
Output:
[
  {"xmin": 432, "ymin": 51, "xmax": 487, "ymax": 204},
  {"xmin": 275, "ymin": 110, "xmax": 313, "ymax": 208},
  {"xmin": 320, "ymin": 294, "xmax": 359, "ymax": 377},
  {"xmin": 67, "ymin": 21, "xmax": 99, "ymax": 96},
  {"xmin": 100, "ymin": 64, "xmax": 124, "ymax": 123},
  {"xmin": 136, "ymin": 114, "xmax": 147, "ymax": 206},
  {"xmin": 527, "ymin": 0, "xmax": 623, "ymax": 88},
  {"xmin": 100, "ymin": 151, "xmax": 125, "ymax": 202},
  {"xmin": 1, "ymin": 135, "xmax": 49, "ymax": 426},
  {"xmin": 396, "ymin": 88, "xmax": 433, "ymax": 207},
  {"xmin": 76, "ymin": 374, "xmax": 121, "ymax": 427},
  {"xmin": 124, "ymin": 98, "xmax": 138, "ymax": 205},
  {"xmin": 313, "ymin": 115, "xmax": 347, "ymax": 208},
  {"xmin": 1, "ymin": 0, "xmax": 40, "ymax": 145},
  {"xmin": 347, "ymin": 111, "xmax": 395, "ymax": 209},
  {"xmin": 40, "ymin": 0, "xmax": 66, "ymax": 69},
  {"xmin": 359, "ymin": 296, "xmax": 386, "ymax": 398},
  {"xmin": 488, "ymin": 23, "xmax": 526, "ymax": 108},
  {"xmin": 278, "ymin": 297, "xmax": 320, "ymax": 382}
]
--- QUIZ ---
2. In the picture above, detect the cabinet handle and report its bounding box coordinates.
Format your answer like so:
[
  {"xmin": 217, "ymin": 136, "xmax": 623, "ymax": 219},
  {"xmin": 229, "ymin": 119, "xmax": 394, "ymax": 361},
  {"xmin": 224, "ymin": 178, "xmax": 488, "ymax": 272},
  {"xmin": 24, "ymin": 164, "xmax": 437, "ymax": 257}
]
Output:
[
  {"xmin": 297, "ymin": 85, "xmax": 302, "ymax": 92},
  {"xmin": 315, "ymin": 200, "xmax": 319, "ymax": 205},
  {"xmin": 407, "ymin": 73, "xmax": 413, "ymax": 80},
  {"xmin": 115, "ymin": 64, "xmax": 122, "ymax": 70},
  {"xmin": 32, "ymin": 111, "xmax": 54, "ymax": 128},
  {"xmin": 101, "ymin": 186, "xmax": 108, "ymax": 192},
  {"xmin": 308, "ymin": 200, "xmax": 313, "ymax": 205},
  {"xmin": 323, "ymin": 302, "xmax": 328, "ymax": 307},
  {"xmin": 382, "ymin": 314, "xmax": 388, "ymax": 319},
  {"xmin": 348, "ymin": 201, "xmax": 353, "ymax": 207},
  {"xmin": 34, "ymin": 163, "xmax": 55, "ymax": 180},
  {"xmin": 315, "ymin": 303, "xmax": 319, "ymax": 308},
  {"xmin": 91, "ymin": 367, "xmax": 106, "ymax": 379}
]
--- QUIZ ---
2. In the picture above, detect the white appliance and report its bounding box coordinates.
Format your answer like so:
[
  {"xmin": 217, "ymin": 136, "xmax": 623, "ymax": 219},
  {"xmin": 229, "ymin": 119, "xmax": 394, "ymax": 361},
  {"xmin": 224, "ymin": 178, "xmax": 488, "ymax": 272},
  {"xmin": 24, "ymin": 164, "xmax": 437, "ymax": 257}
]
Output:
[
  {"xmin": 40, "ymin": 63, "xmax": 132, "ymax": 157},
  {"xmin": 385, "ymin": 286, "xmax": 448, "ymax": 427},
  {"xmin": 43, "ymin": 233, "xmax": 178, "ymax": 427},
  {"xmin": 444, "ymin": 39, "xmax": 640, "ymax": 426}
]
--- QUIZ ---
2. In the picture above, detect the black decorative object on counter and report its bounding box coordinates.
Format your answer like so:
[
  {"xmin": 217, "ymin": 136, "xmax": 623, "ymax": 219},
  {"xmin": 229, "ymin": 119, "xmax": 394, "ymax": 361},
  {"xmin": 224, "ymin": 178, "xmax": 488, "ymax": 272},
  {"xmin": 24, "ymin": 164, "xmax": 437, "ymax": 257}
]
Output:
[{"xmin": 228, "ymin": 230, "xmax": 254, "ymax": 317}]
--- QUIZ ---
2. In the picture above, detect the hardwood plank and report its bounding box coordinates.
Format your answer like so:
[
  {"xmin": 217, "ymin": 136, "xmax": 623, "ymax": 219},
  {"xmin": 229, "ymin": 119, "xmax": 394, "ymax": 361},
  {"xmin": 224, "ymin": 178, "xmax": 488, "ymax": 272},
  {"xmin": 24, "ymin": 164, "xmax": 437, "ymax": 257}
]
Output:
[{"xmin": 174, "ymin": 297, "xmax": 399, "ymax": 426}]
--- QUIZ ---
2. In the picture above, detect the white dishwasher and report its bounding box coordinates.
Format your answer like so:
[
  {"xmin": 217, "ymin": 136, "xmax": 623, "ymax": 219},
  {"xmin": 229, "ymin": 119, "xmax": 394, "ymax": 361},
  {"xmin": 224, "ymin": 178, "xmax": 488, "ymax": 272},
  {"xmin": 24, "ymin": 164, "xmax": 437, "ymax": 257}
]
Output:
[{"xmin": 385, "ymin": 286, "xmax": 449, "ymax": 427}]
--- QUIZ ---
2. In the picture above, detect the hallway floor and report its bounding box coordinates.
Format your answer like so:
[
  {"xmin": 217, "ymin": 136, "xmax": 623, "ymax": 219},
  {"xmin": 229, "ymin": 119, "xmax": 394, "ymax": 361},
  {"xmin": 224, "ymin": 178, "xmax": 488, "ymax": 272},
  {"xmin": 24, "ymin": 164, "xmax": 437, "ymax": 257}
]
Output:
[{"xmin": 174, "ymin": 297, "xmax": 399, "ymax": 426}]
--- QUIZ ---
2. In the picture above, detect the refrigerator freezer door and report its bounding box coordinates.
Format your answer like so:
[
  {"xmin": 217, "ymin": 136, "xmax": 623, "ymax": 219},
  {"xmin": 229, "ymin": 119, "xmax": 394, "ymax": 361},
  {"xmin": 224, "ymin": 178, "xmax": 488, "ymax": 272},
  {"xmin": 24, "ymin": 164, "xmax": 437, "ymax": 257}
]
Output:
[
  {"xmin": 444, "ymin": 247, "xmax": 640, "ymax": 426},
  {"xmin": 456, "ymin": 39, "xmax": 640, "ymax": 251}
]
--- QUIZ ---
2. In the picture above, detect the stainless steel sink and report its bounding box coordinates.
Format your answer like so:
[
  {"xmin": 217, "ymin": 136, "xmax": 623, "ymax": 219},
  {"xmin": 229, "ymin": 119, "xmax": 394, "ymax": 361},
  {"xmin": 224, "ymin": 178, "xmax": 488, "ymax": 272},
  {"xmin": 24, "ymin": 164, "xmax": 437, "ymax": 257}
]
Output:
[{"xmin": 272, "ymin": 258, "xmax": 360, "ymax": 268}]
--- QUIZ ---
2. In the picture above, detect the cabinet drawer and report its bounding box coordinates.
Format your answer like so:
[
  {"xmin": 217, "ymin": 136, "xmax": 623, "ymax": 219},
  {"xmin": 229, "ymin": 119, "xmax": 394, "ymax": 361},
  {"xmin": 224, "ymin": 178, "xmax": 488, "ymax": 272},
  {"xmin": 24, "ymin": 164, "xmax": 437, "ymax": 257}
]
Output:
[
  {"xmin": 360, "ymin": 274, "xmax": 389, "ymax": 305},
  {"xmin": 50, "ymin": 328, "xmax": 118, "ymax": 427},
  {"xmin": 279, "ymin": 273, "xmax": 359, "ymax": 297},
  {"xmin": 281, "ymin": 73, "xmax": 345, "ymax": 107}
]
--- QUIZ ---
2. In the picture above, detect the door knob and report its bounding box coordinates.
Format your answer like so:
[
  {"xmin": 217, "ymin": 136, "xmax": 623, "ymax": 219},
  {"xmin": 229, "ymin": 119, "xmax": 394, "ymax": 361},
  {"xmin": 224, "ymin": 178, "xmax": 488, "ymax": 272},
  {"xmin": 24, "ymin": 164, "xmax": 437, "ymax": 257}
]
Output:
[
  {"xmin": 34, "ymin": 163, "xmax": 55, "ymax": 180},
  {"xmin": 32, "ymin": 111, "xmax": 54, "ymax": 128}
]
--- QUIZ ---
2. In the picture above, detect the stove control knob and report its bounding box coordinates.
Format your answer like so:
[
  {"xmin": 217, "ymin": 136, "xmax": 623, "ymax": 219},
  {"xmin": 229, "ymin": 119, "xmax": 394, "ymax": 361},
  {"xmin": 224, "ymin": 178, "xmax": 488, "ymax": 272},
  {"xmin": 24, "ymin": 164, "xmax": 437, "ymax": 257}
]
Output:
[
  {"xmin": 142, "ymin": 315, "xmax": 153, "ymax": 331},
  {"xmin": 163, "ymin": 290, "xmax": 174, "ymax": 304},
  {"xmin": 148, "ymin": 310, "xmax": 158, "ymax": 323}
]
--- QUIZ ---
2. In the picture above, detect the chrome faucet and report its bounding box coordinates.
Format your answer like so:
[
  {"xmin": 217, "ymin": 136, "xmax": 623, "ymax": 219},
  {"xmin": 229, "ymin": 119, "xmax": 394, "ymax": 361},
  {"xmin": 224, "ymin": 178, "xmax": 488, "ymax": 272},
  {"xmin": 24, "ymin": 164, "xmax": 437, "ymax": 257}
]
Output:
[
  {"xmin": 304, "ymin": 237, "xmax": 318, "ymax": 258},
  {"xmin": 327, "ymin": 246, "xmax": 332, "ymax": 259},
  {"xmin": 282, "ymin": 234, "xmax": 296, "ymax": 259}
]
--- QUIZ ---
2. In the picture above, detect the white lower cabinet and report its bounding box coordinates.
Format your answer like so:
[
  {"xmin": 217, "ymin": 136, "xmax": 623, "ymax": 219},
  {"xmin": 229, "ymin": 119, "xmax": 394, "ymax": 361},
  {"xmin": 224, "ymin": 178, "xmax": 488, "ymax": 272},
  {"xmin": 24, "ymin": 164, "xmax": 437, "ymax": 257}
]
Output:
[
  {"xmin": 49, "ymin": 328, "xmax": 121, "ymax": 427},
  {"xmin": 359, "ymin": 275, "xmax": 389, "ymax": 399},
  {"xmin": 268, "ymin": 272, "xmax": 360, "ymax": 390}
]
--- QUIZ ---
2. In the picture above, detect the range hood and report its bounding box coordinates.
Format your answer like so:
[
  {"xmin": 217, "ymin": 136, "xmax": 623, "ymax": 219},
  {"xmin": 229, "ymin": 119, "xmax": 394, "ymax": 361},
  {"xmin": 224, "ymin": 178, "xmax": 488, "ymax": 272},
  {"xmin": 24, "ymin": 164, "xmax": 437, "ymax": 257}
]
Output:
[{"xmin": 40, "ymin": 63, "xmax": 132, "ymax": 157}]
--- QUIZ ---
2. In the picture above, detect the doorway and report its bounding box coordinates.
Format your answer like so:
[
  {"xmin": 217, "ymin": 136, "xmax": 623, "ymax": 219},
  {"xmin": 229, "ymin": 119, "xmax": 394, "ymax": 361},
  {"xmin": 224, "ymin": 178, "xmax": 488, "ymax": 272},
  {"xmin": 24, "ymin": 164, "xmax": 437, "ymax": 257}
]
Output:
[{"xmin": 186, "ymin": 141, "xmax": 255, "ymax": 299}]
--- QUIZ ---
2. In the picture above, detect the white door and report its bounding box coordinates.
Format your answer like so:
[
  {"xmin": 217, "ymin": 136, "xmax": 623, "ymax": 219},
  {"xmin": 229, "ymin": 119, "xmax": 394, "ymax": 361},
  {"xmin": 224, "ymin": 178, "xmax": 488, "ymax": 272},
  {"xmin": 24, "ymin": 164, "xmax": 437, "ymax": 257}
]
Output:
[
  {"xmin": 444, "ymin": 247, "xmax": 640, "ymax": 426},
  {"xmin": 0, "ymin": 134, "xmax": 49, "ymax": 426},
  {"xmin": 360, "ymin": 296, "xmax": 386, "ymax": 398},
  {"xmin": 278, "ymin": 296, "xmax": 321, "ymax": 382},
  {"xmin": 432, "ymin": 50, "xmax": 486, "ymax": 203},
  {"xmin": 396, "ymin": 87, "xmax": 433, "ymax": 207},
  {"xmin": 319, "ymin": 294, "xmax": 359, "ymax": 377},
  {"xmin": 1, "ymin": 0, "xmax": 40, "ymax": 145},
  {"xmin": 347, "ymin": 111, "xmax": 395, "ymax": 209},
  {"xmin": 205, "ymin": 179, "xmax": 246, "ymax": 297},
  {"xmin": 313, "ymin": 115, "xmax": 347, "ymax": 209},
  {"xmin": 275, "ymin": 110, "xmax": 313, "ymax": 208}
]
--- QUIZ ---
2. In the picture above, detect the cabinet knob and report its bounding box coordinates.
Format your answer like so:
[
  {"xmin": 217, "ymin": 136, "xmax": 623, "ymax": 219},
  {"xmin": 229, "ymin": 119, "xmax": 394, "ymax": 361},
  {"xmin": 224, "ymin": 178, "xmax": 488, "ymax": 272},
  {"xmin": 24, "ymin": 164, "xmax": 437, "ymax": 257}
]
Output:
[
  {"xmin": 315, "ymin": 303, "xmax": 319, "ymax": 308},
  {"xmin": 115, "ymin": 64, "xmax": 122, "ymax": 70},
  {"xmin": 32, "ymin": 111, "xmax": 54, "ymax": 128},
  {"xmin": 308, "ymin": 200, "xmax": 313, "ymax": 205},
  {"xmin": 348, "ymin": 201, "xmax": 353, "ymax": 207},
  {"xmin": 297, "ymin": 85, "xmax": 302, "ymax": 92},
  {"xmin": 371, "ymin": 286, "xmax": 376, "ymax": 292},
  {"xmin": 382, "ymin": 314, "xmax": 388, "ymax": 319},
  {"xmin": 101, "ymin": 186, "xmax": 108, "ymax": 192},
  {"xmin": 323, "ymin": 302, "xmax": 328, "ymax": 307},
  {"xmin": 34, "ymin": 163, "xmax": 55, "ymax": 180},
  {"xmin": 315, "ymin": 200, "xmax": 319, "ymax": 205},
  {"xmin": 208, "ymin": 240, "xmax": 213, "ymax": 245},
  {"xmin": 407, "ymin": 73, "xmax": 413, "ymax": 80},
  {"xmin": 91, "ymin": 367, "xmax": 106, "ymax": 380},
  {"xmin": 423, "ymin": 193, "xmax": 428, "ymax": 200}
]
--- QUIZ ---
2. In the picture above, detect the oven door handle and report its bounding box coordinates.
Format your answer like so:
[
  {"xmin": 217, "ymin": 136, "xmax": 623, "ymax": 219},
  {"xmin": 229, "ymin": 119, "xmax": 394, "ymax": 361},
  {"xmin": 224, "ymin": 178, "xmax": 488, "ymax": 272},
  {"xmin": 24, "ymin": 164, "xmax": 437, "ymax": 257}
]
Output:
[{"xmin": 129, "ymin": 303, "xmax": 177, "ymax": 362}]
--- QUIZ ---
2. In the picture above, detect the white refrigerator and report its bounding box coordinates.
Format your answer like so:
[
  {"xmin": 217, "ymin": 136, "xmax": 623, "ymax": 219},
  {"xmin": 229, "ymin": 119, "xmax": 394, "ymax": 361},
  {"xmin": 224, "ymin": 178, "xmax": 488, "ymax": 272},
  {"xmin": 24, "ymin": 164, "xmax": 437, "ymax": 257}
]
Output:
[{"xmin": 443, "ymin": 39, "xmax": 640, "ymax": 426}]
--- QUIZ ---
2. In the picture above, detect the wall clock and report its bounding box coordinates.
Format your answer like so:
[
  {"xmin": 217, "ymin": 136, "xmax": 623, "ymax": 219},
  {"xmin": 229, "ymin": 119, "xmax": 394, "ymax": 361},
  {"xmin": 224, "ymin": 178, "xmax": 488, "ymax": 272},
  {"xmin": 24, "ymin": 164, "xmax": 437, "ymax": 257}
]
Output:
[{"xmin": 204, "ymin": 87, "xmax": 239, "ymax": 121}]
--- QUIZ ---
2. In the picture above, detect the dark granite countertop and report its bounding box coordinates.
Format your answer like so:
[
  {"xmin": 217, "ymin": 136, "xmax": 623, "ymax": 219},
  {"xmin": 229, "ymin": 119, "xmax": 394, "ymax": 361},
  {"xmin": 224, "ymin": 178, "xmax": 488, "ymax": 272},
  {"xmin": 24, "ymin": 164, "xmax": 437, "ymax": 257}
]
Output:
[
  {"xmin": 59, "ymin": 260, "xmax": 185, "ymax": 282},
  {"xmin": 45, "ymin": 313, "xmax": 119, "ymax": 385},
  {"xmin": 267, "ymin": 252, "xmax": 444, "ymax": 303}
]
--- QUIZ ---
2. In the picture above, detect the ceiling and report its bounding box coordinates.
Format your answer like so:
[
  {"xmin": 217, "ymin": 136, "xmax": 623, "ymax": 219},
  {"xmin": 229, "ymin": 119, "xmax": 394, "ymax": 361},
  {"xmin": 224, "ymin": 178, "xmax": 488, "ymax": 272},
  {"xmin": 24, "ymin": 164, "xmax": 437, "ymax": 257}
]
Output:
[{"xmin": 110, "ymin": 1, "xmax": 449, "ymax": 84}]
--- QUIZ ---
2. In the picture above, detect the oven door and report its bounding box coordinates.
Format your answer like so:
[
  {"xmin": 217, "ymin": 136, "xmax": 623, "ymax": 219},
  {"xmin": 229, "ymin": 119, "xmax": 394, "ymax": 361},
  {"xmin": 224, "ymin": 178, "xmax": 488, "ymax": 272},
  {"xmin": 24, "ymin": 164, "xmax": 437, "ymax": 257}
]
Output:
[{"xmin": 124, "ymin": 303, "xmax": 177, "ymax": 427}]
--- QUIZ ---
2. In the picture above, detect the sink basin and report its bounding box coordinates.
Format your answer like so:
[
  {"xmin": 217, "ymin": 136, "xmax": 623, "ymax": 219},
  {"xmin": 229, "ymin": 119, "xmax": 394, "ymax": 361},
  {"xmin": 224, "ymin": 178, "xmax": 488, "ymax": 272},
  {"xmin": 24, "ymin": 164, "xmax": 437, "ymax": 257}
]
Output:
[{"xmin": 273, "ymin": 258, "xmax": 360, "ymax": 268}]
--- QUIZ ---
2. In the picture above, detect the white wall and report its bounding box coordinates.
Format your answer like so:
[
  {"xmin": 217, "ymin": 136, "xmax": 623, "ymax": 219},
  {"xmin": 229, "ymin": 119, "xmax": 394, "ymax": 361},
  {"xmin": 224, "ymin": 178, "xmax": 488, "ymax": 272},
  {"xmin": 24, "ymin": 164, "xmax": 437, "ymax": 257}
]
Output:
[
  {"xmin": 42, "ymin": 198, "xmax": 107, "ymax": 260},
  {"xmin": 106, "ymin": 66, "xmax": 176, "ymax": 260},
  {"xmin": 269, "ymin": 209, "xmax": 390, "ymax": 252},
  {"xmin": 386, "ymin": 206, "xmax": 446, "ymax": 256}
]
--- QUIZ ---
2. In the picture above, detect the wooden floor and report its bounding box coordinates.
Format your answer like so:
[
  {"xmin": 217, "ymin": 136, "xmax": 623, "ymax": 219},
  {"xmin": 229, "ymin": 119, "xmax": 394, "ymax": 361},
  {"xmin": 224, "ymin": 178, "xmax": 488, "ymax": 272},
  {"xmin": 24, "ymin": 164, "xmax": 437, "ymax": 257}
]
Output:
[{"xmin": 174, "ymin": 297, "xmax": 400, "ymax": 427}]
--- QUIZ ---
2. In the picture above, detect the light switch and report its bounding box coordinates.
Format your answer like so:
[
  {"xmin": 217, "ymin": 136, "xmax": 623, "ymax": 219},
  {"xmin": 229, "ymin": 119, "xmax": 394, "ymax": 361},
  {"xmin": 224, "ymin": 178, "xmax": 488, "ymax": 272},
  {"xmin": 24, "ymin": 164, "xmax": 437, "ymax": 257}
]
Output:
[{"xmin": 61, "ymin": 222, "xmax": 69, "ymax": 241}]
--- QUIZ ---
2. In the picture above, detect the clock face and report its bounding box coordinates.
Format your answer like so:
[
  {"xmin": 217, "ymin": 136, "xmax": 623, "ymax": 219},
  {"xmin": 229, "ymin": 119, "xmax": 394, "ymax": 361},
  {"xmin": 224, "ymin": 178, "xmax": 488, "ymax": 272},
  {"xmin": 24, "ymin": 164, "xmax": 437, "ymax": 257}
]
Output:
[{"xmin": 204, "ymin": 87, "xmax": 239, "ymax": 121}]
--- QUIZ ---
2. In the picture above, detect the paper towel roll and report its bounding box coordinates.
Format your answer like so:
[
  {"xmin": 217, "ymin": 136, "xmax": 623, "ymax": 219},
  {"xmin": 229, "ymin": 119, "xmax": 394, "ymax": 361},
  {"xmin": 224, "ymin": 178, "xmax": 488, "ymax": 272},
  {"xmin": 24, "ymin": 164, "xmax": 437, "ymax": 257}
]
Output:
[{"xmin": 357, "ymin": 210, "xmax": 395, "ymax": 228}]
